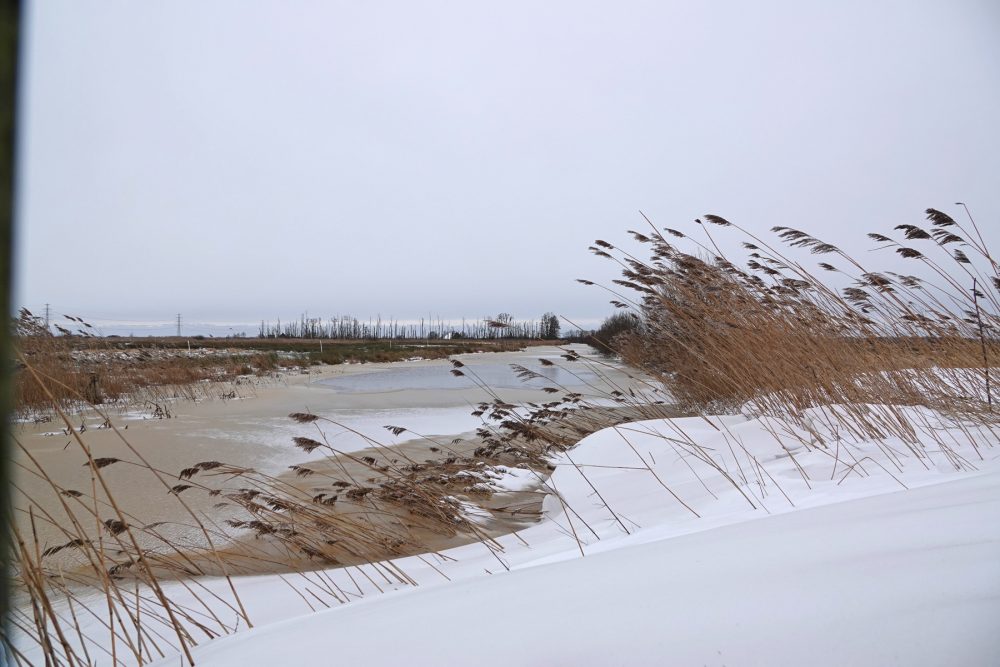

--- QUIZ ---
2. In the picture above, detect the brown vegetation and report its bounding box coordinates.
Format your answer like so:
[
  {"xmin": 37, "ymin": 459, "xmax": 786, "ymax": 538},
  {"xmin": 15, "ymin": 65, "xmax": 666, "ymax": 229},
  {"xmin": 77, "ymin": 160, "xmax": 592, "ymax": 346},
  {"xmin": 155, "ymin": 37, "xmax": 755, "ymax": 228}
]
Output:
[
  {"xmin": 12, "ymin": 315, "xmax": 280, "ymax": 416},
  {"xmin": 584, "ymin": 208, "xmax": 998, "ymax": 428},
  {"xmin": 11, "ymin": 318, "xmax": 539, "ymax": 416}
]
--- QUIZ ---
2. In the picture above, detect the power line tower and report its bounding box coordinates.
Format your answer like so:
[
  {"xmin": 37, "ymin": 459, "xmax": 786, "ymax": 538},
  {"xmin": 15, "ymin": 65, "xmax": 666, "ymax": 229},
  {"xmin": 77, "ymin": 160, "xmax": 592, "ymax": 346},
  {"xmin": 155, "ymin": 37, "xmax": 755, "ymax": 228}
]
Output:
[
  {"xmin": 176, "ymin": 313, "xmax": 182, "ymax": 337},
  {"xmin": 44, "ymin": 303, "xmax": 50, "ymax": 330}
]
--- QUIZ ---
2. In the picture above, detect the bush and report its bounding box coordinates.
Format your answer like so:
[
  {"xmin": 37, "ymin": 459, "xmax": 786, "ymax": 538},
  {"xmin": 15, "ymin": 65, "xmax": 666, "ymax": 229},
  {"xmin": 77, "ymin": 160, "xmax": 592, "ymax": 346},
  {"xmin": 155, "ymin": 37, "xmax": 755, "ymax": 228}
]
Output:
[{"xmin": 588, "ymin": 312, "xmax": 640, "ymax": 355}]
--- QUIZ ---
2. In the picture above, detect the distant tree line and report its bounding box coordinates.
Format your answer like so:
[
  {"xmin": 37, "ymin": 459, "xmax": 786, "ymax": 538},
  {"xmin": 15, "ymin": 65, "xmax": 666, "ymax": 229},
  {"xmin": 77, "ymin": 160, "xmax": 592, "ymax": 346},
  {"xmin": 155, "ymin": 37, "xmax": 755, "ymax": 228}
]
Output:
[{"xmin": 257, "ymin": 312, "xmax": 563, "ymax": 340}]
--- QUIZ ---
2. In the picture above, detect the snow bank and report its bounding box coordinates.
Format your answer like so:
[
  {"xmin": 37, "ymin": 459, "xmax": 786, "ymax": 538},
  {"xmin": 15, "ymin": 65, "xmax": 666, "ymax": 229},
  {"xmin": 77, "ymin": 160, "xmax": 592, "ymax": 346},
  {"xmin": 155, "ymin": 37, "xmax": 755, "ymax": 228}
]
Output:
[
  {"xmin": 182, "ymin": 470, "xmax": 1000, "ymax": 667},
  {"xmin": 22, "ymin": 405, "xmax": 999, "ymax": 666}
]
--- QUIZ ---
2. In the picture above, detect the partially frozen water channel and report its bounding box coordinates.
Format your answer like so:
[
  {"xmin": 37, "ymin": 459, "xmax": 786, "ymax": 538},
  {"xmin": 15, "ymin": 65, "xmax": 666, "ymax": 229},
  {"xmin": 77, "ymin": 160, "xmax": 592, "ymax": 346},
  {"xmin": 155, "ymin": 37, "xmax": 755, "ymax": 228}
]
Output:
[
  {"xmin": 318, "ymin": 358, "xmax": 600, "ymax": 392},
  {"xmin": 15, "ymin": 345, "xmax": 631, "ymax": 549}
]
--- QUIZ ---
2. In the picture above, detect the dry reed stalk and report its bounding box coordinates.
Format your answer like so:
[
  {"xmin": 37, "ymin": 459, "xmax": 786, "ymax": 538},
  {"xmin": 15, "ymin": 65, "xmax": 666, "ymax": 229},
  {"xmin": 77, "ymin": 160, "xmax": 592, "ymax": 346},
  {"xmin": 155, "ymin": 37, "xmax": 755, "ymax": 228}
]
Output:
[
  {"xmin": 5, "ymin": 356, "xmax": 277, "ymax": 665},
  {"xmin": 584, "ymin": 209, "xmax": 997, "ymax": 436}
]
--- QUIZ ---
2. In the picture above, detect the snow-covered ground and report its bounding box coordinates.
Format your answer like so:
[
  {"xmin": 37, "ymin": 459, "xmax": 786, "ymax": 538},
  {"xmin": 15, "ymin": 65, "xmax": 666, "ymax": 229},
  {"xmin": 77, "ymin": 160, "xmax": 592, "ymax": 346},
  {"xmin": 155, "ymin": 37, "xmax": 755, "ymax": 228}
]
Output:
[
  {"xmin": 20, "ymin": 405, "xmax": 1000, "ymax": 665},
  {"xmin": 189, "ymin": 469, "xmax": 1000, "ymax": 667}
]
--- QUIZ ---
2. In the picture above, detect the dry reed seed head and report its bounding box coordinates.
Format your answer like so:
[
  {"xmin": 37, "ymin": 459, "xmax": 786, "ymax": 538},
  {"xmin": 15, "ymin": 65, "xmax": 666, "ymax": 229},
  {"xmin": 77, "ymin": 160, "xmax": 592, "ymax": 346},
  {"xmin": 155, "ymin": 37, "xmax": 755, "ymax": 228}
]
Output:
[
  {"xmin": 107, "ymin": 562, "xmax": 135, "ymax": 577},
  {"xmin": 450, "ymin": 359, "xmax": 465, "ymax": 368},
  {"xmin": 169, "ymin": 484, "xmax": 193, "ymax": 495},
  {"xmin": 931, "ymin": 229, "xmax": 964, "ymax": 245},
  {"xmin": 292, "ymin": 436, "xmax": 323, "ymax": 453},
  {"xmin": 103, "ymin": 519, "xmax": 128, "ymax": 535},
  {"xmin": 771, "ymin": 225, "xmax": 801, "ymax": 238},
  {"xmin": 770, "ymin": 227, "xmax": 841, "ymax": 254},
  {"xmin": 41, "ymin": 545, "xmax": 65, "ymax": 557},
  {"xmin": 894, "ymin": 224, "xmax": 932, "ymax": 240},
  {"xmin": 896, "ymin": 247, "xmax": 924, "ymax": 259},
  {"xmin": 925, "ymin": 208, "xmax": 957, "ymax": 227},
  {"xmin": 894, "ymin": 275, "xmax": 922, "ymax": 288},
  {"xmin": 953, "ymin": 249, "xmax": 971, "ymax": 264},
  {"xmin": 594, "ymin": 239, "xmax": 614, "ymax": 249},
  {"xmin": 703, "ymin": 214, "xmax": 732, "ymax": 227},
  {"xmin": 179, "ymin": 467, "xmax": 200, "ymax": 479},
  {"xmin": 288, "ymin": 412, "xmax": 320, "ymax": 423},
  {"xmin": 809, "ymin": 242, "xmax": 840, "ymax": 255},
  {"xmin": 511, "ymin": 364, "xmax": 544, "ymax": 380},
  {"xmin": 867, "ymin": 233, "xmax": 892, "ymax": 243},
  {"xmin": 450, "ymin": 369, "xmax": 465, "ymax": 376},
  {"xmin": 861, "ymin": 273, "xmax": 894, "ymax": 290},
  {"xmin": 384, "ymin": 425, "xmax": 407, "ymax": 436},
  {"xmin": 87, "ymin": 457, "xmax": 121, "ymax": 469}
]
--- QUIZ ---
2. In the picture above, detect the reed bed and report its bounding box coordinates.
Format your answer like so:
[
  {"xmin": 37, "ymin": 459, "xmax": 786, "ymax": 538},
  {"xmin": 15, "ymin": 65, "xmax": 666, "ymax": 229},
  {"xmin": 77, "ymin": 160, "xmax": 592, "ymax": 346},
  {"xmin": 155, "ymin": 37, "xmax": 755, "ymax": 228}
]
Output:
[
  {"xmin": 582, "ymin": 207, "xmax": 998, "ymax": 432},
  {"xmin": 12, "ymin": 313, "xmax": 284, "ymax": 417}
]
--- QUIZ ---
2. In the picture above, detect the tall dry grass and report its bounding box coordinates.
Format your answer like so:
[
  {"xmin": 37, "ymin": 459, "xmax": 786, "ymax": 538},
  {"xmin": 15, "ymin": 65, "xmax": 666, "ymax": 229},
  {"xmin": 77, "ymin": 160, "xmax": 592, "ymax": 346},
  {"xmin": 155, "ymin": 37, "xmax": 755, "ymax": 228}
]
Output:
[
  {"xmin": 581, "ymin": 207, "xmax": 997, "ymax": 435},
  {"xmin": 12, "ymin": 311, "xmax": 283, "ymax": 417},
  {"xmin": 5, "ymin": 363, "xmax": 257, "ymax": 666}
]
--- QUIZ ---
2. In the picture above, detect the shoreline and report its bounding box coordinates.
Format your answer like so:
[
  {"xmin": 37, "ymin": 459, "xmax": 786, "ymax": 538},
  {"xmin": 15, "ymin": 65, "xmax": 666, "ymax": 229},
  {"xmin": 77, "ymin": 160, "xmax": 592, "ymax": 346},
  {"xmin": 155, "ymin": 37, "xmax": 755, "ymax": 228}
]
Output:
[
  {"xmin": 13, "ymin": 345, "xmax": 670, "ymax": 577},
  {"xmin": 168, "ymin": 401, "xmax": 683, "ymax": 578}
]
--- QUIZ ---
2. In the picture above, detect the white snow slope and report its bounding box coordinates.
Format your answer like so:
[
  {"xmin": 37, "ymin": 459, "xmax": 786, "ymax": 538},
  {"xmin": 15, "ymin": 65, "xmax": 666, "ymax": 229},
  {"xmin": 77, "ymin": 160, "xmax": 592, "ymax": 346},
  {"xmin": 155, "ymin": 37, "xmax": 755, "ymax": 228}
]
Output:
[
  {"xmin": 25, "ymin": 406, "xmax": 1000, "ymax": 666},
  {"xmin": 189, "ymin": 472, "xmax": 1000, "ymax": 667}
]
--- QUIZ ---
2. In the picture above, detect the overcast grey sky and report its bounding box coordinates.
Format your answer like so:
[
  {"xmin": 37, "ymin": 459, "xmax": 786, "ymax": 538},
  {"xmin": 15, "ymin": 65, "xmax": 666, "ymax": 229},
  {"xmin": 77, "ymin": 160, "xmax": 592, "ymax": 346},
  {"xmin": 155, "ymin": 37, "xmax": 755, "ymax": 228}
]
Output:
[{"xmin": 14, "ymin": 1, "xmax": 1000, "ymax": 330}]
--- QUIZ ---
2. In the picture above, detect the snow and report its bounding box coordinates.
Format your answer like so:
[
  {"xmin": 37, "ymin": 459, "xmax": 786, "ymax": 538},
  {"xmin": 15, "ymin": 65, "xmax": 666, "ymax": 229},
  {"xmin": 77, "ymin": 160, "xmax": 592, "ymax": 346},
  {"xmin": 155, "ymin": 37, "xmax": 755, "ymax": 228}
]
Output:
[
  {"xmin": 485, "ymin": 465, "xmax": 542, "ymax": 492},
  {"xmin": 449, "ymin": 464, "xmax": 541, "ymax": 494},
  {"xmin": 19, "ymin": 405, "xmax": 1000, "ymax": 665},
  {"xmin": 176, "ymin": 472, "xmax": 1000, "ymax": 667}
]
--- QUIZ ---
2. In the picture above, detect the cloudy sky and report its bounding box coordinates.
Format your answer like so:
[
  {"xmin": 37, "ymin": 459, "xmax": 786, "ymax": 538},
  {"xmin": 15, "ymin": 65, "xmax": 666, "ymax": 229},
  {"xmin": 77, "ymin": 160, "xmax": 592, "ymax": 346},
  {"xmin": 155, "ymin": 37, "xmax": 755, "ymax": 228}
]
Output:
[{"xmin": 15, "ymin": 1, "xmax": 1000, "ymax": 331}]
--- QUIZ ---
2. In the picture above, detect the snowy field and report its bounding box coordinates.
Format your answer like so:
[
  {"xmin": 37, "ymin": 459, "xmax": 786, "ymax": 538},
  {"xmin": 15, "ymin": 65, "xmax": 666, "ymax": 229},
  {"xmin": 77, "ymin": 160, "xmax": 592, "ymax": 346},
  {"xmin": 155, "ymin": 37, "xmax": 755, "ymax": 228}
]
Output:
[{"xmin": 20, "ymin": 405, "xmax": 1000, "ymax": 666}]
